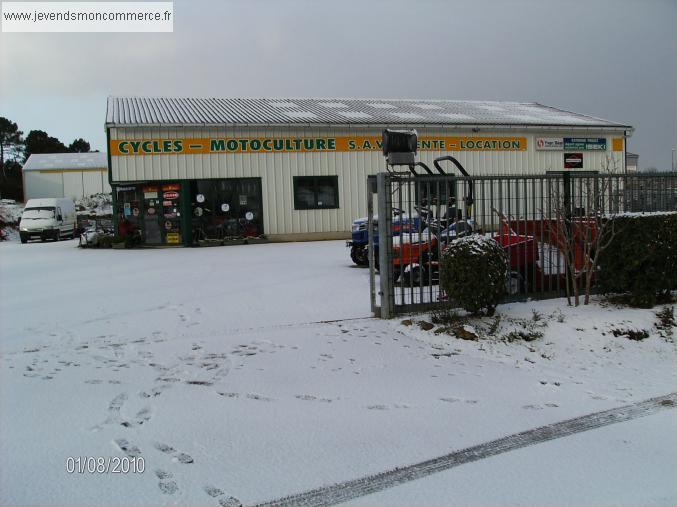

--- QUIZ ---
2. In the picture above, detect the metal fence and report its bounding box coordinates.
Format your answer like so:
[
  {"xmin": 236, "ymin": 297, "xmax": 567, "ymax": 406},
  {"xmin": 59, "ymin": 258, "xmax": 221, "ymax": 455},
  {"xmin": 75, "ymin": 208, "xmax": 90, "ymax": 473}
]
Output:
[{"xmin": 369, "ymin": 171, "xmax": 677, "ymax": 318}]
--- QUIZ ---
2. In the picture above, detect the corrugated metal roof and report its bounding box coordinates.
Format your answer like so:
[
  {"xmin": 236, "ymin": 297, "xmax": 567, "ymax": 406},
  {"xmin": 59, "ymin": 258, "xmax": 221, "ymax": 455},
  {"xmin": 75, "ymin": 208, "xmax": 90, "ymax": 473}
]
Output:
[
  {"xmin": 22, "ymin": 152, "xmax": 107, "ymax": 171},
  {"xmin": 106, "ymin": 97, "xmax": 631, "ymax": 129}
]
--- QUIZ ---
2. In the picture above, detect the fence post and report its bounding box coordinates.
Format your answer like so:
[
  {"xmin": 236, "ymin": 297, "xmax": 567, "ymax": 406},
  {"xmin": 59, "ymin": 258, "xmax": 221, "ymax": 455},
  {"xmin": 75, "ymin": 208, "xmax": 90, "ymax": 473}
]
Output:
[
  {"xmin": 368, "ymin": 177, "xmax": 377, "ymax": 316},
  {"xmin": 377, "ymin": 172, "xmax": 395, "ymax": 319}
]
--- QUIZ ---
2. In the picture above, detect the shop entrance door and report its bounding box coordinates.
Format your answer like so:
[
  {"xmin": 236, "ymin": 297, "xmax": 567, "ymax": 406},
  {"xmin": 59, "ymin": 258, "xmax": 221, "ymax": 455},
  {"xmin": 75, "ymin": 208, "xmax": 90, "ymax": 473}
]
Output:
[
  {"xmin": 141, "ymin": 182, "xmax": 182, "ymax": 245},
  {"xmin": 190, "ymin": 178, "xmax": 263, "ymax": 242}
]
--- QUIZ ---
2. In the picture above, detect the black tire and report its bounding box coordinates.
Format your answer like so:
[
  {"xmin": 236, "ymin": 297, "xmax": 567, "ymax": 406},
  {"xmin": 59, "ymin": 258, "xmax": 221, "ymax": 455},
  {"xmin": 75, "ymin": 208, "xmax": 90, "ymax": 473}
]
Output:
[
  {"xmin": 20, "ymin": 236, "xmax": 28, "ymax": 244},
  {"xmin": 350, "ymin": 245, "xmax": 369, "ymax": 266},
  {"xmin": 507, "ymin": 271, "xmax": 525, "ymax": 296},
  {"xmin": 402, "ymin": 265, "xmax": 425, "ymax": 285}
]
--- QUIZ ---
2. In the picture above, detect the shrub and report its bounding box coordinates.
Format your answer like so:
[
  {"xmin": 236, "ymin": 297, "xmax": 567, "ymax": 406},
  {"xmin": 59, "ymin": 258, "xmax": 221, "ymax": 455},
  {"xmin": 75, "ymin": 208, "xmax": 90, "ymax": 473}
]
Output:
[
  {"xmin": 439, "ymin": 235, "xmax": 508, "ymax": 316},
  {"xmin": 598, "ymin": 213, "xmax": 677, "ymax": 307}
]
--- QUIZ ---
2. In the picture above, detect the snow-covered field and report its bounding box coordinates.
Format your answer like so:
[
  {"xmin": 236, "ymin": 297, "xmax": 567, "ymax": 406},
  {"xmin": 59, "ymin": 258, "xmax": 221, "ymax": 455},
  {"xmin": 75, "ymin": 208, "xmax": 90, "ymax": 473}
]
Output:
[{"xmin": 0, "ymin": 238, "xmax": 675, "ymax": 507}]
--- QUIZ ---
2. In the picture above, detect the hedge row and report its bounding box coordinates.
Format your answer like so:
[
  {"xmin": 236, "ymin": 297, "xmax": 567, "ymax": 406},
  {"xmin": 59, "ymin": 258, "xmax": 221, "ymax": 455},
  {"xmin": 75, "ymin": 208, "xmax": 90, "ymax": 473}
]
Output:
[{"xmin": 598, "ymin": 212, "xmax": 677, "ymax": 307}]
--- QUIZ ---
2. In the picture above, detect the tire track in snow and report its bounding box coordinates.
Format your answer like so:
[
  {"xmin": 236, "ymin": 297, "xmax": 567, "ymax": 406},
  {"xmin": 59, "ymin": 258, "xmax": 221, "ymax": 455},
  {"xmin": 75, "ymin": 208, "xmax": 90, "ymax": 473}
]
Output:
[{"xmin": 251, "ymin": 392, "xmax": 677, "ymax": 507}]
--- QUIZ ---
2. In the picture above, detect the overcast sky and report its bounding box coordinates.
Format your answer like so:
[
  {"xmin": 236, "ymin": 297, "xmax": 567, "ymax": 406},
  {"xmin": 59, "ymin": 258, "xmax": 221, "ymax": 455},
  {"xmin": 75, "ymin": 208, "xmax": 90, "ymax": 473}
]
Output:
[{"xmin": 1, "ymin": 0, "xmax": 676, "ymax": 169}]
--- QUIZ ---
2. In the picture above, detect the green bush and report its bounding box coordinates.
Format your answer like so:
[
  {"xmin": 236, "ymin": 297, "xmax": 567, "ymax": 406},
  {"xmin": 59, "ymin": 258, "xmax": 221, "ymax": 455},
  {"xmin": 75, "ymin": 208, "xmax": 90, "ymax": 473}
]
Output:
[
  {"xmin": 440, "ymin": 235, "xmax": 508, "ymax": 315},
  {"xmin": 598, "ymin": 213, "xmax": 677, "ymax": 307}
]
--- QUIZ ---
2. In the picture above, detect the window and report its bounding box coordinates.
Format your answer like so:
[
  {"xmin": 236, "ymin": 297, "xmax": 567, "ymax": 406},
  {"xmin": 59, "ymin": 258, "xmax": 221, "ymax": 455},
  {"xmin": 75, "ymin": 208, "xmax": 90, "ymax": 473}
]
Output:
[{"xmin": 293, "ymin": 176, "xmax": 339, "ymax": 210}]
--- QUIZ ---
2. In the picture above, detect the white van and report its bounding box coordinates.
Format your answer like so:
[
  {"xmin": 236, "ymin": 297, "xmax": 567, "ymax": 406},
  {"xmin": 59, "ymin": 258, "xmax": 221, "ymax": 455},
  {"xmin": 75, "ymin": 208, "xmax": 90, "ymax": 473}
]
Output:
[{"xmin": 19, "ymin": 198, "xmax": 77, "ymax": 243}]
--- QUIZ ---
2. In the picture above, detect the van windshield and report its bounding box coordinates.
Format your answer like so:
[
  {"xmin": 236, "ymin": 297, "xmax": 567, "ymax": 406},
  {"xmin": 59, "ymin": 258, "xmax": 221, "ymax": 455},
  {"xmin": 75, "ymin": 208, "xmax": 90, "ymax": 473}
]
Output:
[{"xmin": 22, "ymin": 207, "xmax": 55, "ymax": 219}]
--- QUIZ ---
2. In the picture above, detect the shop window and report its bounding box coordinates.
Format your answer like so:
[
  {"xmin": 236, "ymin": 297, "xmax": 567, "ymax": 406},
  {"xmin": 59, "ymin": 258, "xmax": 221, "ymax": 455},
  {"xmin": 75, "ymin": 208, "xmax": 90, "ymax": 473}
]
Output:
[{"xmin": 293, "ymin": 176, "xmax": 339, "ymax": 210}]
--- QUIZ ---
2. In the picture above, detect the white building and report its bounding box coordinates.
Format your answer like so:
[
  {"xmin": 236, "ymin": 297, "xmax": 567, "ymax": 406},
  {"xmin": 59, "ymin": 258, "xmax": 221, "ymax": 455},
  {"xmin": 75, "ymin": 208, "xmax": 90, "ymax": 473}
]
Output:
[
  {"xmin": 22, "ymin": 152, "xmax": 111, "ymax": 202},
  {"xmin": 106, "ymin": 97, "xmax": 633, "ymax": 245}
]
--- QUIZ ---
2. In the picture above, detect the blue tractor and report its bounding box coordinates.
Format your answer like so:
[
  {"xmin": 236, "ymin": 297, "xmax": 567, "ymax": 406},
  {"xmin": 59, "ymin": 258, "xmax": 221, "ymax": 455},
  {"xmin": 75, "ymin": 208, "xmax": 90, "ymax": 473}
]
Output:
[{"xmin": 347, "ymin": 209, "xmax": 420, "ymax": 266}]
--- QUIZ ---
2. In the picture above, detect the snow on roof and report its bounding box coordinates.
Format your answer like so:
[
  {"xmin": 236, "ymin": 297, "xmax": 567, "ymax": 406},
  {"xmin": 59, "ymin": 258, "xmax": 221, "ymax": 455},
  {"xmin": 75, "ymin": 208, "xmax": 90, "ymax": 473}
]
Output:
[
  {"xmin": 22, "ymin": 152, "xmax": 107, "ymax": 172},
  {"xmin": 106, "ymin": 97, "xmax": 632, "ymax": 130}
]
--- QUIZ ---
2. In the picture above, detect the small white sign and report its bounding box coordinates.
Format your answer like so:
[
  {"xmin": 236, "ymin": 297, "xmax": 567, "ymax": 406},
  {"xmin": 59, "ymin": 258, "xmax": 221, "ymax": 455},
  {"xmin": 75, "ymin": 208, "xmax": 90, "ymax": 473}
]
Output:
[
  {"xmin": 196, "ymin": 194, "xmax": 205, "ymax": 203},
  {"xmin": 245, "ymin": 212, "xmax": 254, "ymax": 221},
  {"xmin": 535, "ymin": 137, "xmax": 564, "ymax": 151},
  {"xmin": 221, "ymin": 203, "xmax": 230, "ymax": 212}
]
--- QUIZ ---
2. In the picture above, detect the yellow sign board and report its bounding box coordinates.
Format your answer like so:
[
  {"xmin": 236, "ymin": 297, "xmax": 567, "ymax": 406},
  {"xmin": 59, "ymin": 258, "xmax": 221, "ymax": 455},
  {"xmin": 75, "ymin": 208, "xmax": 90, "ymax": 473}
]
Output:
[
  {"xmin": 166, "ymin": 232, "xmax": 180, "ymax": 244},
  {"xmin": 110, "ymin": 136, "xmax": 527, "ymax": 156}
]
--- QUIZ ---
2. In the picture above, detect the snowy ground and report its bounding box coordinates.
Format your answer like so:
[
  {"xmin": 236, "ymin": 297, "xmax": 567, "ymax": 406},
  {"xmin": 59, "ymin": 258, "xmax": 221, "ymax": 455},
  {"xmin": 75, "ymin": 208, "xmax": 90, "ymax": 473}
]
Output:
[{"xmin": 0, "ymin": 238, "xmax": 675, "ymax": 507}]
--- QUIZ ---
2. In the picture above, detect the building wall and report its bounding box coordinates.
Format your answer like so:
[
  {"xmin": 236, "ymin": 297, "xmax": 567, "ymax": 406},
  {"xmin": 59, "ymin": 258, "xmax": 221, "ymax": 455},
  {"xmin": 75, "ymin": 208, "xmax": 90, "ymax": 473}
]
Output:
[
  {"xmin": 24, "ymin": 171, "xmax": 63, "ymax": 201},
  {"xmin": 109, "ymin": 126, "xmax": 626, "ymax": 236},
  {"xmin": 24, "ymin": 169, "xmax": 111, "ymax": 201}
]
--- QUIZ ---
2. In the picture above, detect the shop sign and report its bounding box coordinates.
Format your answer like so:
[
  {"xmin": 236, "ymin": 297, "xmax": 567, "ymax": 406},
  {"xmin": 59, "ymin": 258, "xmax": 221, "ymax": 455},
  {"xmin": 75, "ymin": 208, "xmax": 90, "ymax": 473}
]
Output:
[
  {"xmin": 164, "ymin": 191, "xmax": 179, "ymax": 199},
  {"xmin": 132, "ymin": 208, "xmax": 140, "ymax": 217},
  {"xmin": 147, "ymin": 207, "xmax": 156, "ymax": 215},
  {"xmin": 111, "ymin": 135, "xmax": 528, "ymax": 156},
  {"xmin": 196, "ymin": 194, "xmax": 205, "ymax": 203},
  {"xmin": 142, "ymin": 185, "xmax": 158, "ymax": 193},
  {"xmin": 117, "ymin": 186, "xmax": 136, "ymax": 192},
  {"xmin": 164, "ymin": 220, "xmax": 173, "ymax": 230},
  {"xmin": 162, "ymin": 183, "xmax": 180, "ymax": 191},
  {"xmin": 535, "ymin": 138, "xmax": 563, "ymax": 150},
  {"xmin": 144, "ymin": 192, "xmax": 158, "ymax": 199},
  {"xmin": 166, "ymin": 232, "xmax": 180, "ymax": 244},
  {"xmin": 564, "ymin": 153, "xmax": 583, "ymax": 169},
  {"xmin": 563, "ymin": 138, "xmax": 606, "ymax": 151},
  {"xmin": 245, "ymin": 212, "xmax": 254, "ymax": 221},
  {"xmin": 239, "ymin": 195, "xmax": 247, "ymax": 205},
  {"xmin": 221, "ymin": 203, "xmax": 230, "ymax": 212}
]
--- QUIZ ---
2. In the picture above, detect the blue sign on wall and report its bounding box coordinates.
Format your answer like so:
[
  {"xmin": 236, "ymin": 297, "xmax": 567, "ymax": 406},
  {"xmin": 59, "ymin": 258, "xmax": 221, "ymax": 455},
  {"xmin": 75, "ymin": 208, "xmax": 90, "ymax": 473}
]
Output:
[{"xmin": 563, "ymin": 138, "xmax": 607, "ymax": 150}]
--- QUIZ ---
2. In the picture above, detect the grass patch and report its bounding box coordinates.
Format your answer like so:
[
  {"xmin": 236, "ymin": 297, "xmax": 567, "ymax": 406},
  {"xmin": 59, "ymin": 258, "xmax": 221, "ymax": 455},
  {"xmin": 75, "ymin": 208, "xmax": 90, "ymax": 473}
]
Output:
[
  {"xmin": 502, "ymin": 329, "xmax": 544, "ymax": 342},
  {"xmin": 611, "ymin": 328, "xmax": 650, "ymax": 341}
]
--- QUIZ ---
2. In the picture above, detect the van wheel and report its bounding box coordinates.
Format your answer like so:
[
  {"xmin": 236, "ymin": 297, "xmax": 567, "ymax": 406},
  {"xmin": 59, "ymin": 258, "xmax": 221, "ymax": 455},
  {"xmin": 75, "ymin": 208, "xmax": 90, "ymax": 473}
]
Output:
[
  {"xmin": 53, "ymin": 230, "xmax": 60, "ymax": 242},
  {"xmin": 20, "ymin": 236, "xmax": 28, "ymax": 244}
]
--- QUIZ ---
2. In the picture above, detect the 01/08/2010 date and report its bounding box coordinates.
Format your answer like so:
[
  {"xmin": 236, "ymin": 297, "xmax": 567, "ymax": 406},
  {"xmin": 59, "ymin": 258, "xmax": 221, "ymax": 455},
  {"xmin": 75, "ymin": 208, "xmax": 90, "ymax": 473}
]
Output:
[{"xmin": 65, "ymin": 456, "xmax": 145, "ymax": 474}]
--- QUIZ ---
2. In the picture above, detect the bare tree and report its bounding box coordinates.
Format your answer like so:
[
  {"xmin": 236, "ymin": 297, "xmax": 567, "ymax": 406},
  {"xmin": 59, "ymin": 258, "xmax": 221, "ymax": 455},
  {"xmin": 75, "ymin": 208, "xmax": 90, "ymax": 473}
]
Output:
[{"xmin": 549, "ymin": 156, "xmax": 623, "ymax": 306}]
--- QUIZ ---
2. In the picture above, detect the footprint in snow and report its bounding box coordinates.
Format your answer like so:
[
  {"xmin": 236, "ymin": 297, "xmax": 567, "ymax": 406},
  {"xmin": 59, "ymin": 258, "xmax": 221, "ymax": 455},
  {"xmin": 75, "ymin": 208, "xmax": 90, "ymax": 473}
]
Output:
[
  {"xmin": 158, "ymin": 480, "xmax": 178, "ymax": 494},
  {"xmin": 295, "ymin": 394, "xmax": 333, "ymax": 403},
  {"xmin": 121, "ymin": 406, "xmax": 152, "ymax": 427},
  {"xmin": 155, "ymin": 469, "xmax": 178, "ymax": 494},
  {"xmin": 439, "ymin": 397, "xmax": 461, "ymax": 403},
  {"xmin": 439, "ymin": 397, "xmax": 479, "ymax": 404},
  {"xmin": 153, "ymin": 442, "xmax": 194, "ymax": 464},
  {"xmin": 114, "ymin": 438, "xmax": 142, "ymax": 458},
  {"xmin": 245, "ymin": 393, "xmax": 274, "ymax": 402},
  {"xmin": 204, "ymin": 485, "xmax": 241, "ymax": 507},
  {"xmin": 522, "ymin": 403, "xmax": 559, "ymax": 410}
]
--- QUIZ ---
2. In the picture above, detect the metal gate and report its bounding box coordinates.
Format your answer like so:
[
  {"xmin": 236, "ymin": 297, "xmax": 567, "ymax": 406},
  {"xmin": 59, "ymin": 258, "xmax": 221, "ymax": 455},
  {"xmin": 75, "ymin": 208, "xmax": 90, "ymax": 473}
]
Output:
[{"xmin": 369, "ymin": 171, "xmax": 677, "ymax": 318}]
